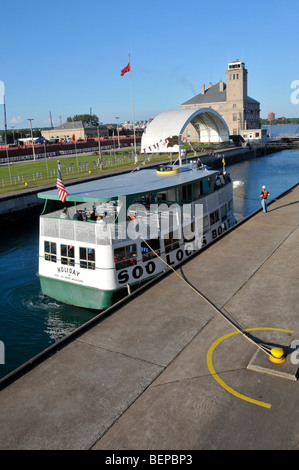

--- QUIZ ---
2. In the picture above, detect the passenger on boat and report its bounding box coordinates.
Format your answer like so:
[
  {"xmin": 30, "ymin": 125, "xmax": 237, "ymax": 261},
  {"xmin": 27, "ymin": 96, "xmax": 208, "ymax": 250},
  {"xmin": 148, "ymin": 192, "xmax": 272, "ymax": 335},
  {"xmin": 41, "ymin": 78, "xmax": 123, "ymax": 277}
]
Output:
[
  {"xmin": 60, "ymin": 207, "xmax": 69, "ymax": 219},
  {"xmin": 215, "ymin": 176, "xmax": 222, "ymax": 189},
  {"xmin": 73, "ymin": 210, "xmax": 83, "ymax": 221},
  {"xmin": 218, "ymin": 172, "xmax": 225, "ymax": 185},
  {"xmin": 223, "ymin": 172, "xmax": 231, "ymax": 183},
  {"xmin": 89, "ymin": 210, "xmax": 97, "ymax": 221},
  {"xmin": 96, "ymin": 215, "xmax": 106, "ymax": 225}
]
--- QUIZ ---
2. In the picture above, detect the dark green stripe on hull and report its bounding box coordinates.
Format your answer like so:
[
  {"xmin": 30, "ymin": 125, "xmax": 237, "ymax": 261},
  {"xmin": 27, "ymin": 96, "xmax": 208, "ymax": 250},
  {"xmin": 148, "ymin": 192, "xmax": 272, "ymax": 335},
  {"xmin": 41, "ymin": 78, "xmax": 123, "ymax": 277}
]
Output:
[{"xmin": 38, "ymin": 275, "xmax": 116, "ymax": 310}]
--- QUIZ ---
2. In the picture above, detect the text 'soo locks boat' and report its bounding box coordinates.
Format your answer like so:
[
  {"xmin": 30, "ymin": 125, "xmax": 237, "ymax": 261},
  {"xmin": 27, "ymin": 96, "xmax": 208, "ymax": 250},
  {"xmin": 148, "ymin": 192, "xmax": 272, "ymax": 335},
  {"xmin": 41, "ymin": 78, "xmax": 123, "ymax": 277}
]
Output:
[{"xmin": 37, "ymin": 160, "xmax": 235, "ymax": 310}]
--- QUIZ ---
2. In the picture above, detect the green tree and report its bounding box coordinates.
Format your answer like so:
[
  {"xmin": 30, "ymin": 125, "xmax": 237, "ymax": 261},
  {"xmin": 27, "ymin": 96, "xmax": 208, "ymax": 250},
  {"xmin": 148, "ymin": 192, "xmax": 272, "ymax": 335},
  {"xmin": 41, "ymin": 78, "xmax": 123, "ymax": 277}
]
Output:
[
  {"xmin": 67, "ymin": 114, "xmax": 99, "ymax": 126},
  {"xmin": 261, "ymin": 117, "xmax": 299, "ymax": 125}
]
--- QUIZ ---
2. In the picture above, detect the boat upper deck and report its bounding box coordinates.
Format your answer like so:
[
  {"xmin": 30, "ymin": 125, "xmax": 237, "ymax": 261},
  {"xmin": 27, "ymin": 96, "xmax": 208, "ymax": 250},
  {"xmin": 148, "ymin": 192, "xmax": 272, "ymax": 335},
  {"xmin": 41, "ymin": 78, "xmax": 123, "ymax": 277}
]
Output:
[{"xmin": 37, "ymin": 165, "xmax": 217, "ymax": 203}]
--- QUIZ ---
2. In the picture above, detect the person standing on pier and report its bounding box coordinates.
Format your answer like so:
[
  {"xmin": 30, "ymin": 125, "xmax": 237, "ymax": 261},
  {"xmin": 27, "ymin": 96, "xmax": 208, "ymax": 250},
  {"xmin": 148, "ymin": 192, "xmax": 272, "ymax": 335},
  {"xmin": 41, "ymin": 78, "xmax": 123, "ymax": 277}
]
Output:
[{"xmin": 260, "ymin": 185, "xmax": 270, "ymax": 212}]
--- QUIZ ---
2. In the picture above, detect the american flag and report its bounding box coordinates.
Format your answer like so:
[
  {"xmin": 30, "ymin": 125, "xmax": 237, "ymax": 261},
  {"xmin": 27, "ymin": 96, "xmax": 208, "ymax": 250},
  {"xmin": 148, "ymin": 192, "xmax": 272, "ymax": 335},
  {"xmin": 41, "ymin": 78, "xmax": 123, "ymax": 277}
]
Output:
[{"xmin": 56, "ymin": 166, "xmax": 68, "ymax": 202}]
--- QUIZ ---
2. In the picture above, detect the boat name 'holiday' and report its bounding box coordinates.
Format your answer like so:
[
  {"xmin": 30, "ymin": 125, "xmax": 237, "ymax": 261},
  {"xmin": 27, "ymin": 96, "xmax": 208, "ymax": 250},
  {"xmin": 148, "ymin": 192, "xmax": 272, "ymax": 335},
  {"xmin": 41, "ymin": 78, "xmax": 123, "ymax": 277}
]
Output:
[{"xmin": 57, "ymin": 266, "xmax": 80, "ymax": 277}]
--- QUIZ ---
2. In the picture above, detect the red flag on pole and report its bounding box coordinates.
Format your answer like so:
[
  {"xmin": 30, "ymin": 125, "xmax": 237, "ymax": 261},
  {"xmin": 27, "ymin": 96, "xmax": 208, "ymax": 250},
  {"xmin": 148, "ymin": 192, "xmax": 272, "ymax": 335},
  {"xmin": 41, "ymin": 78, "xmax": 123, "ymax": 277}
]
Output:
[
  {"xmin": 56, "ymin": 165, "xmax": 68, "ymax": 202},
  {"xmin": 121, "ymin": 62, "xmax": 130, "ymax": 76}
]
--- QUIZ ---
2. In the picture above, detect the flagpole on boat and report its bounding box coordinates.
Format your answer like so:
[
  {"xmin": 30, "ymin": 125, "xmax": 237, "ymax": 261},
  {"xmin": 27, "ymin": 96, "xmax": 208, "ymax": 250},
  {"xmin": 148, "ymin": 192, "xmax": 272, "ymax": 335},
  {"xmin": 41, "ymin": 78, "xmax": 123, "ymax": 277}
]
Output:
[
  {"xmin": 128, "ymin": 53, "xmax": 137, "ymax": 163},
  {"xmin": 56, "ymin": 160, "xmax": 68, "ymax": 203},
  {"xmin": 178, "ymin": 134, "xmax": 182, "ymax": 167}
]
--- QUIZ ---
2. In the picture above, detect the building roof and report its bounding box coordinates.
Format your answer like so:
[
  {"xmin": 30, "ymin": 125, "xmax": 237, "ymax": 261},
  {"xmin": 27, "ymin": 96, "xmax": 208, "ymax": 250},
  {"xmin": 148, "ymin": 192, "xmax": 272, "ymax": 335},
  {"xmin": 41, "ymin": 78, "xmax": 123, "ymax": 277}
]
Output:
[
  {"xmin": 246, "ymin": 96, "xmax": 260, "ymax": 104},
  {"xmin": 54, "ymin": 121, "xmax": 97, "ymax": 130},
  {"xmin": 141, "ymin": 108, "xmax": 229, "ymax": 152},
  {"xmin": 182, "ymin": 83, "xmax": 226, "ymax": 106},
  {"xmin": 181, "ymin": 81, "xmax": 260, "ymax": 106}
]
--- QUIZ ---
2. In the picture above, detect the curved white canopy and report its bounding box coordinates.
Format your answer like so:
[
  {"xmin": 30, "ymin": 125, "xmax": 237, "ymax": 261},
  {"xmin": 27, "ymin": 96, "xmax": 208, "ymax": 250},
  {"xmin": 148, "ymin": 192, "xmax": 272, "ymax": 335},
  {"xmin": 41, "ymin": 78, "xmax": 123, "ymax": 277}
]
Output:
[{"xmin": 141, "ymin": 108, "xmax": 229, "ymax": 153}]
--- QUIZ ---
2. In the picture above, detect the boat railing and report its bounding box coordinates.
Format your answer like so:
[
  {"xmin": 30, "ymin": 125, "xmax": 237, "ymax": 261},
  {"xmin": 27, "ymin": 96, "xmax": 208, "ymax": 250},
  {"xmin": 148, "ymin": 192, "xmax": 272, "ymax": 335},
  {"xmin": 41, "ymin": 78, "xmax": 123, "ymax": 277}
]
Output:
[
  {"xmin": 40, "ymin": 217, "xmax": 112, "ymax": 245},
  {"xmin": 40, "ymin": 181, "xmax": 233, "ymax": 246},
  {"xmin": 40, "ymin": 215, "xmax": 177, "ymax": 246}
]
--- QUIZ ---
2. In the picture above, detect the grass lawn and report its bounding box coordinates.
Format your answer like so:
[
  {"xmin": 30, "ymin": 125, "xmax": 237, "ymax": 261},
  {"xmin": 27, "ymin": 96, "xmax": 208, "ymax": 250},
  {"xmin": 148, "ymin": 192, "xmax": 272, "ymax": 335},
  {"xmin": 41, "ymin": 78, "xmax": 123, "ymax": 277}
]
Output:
[
  {"xmin": 0, "ymin": 140, "xmax": 222, "ymax": 195},
  {"xmin": 0, "ymin": 150, "xmax": 181, "ymax": 195}
]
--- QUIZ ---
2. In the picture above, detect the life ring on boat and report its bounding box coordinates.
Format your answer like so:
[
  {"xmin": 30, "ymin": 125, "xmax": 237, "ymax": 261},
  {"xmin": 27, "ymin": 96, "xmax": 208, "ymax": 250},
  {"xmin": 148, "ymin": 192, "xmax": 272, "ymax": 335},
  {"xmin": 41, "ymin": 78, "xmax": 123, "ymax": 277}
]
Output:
[{"xmin": 156, "ymin": 167, "xmax": 180, "ymax": 175}]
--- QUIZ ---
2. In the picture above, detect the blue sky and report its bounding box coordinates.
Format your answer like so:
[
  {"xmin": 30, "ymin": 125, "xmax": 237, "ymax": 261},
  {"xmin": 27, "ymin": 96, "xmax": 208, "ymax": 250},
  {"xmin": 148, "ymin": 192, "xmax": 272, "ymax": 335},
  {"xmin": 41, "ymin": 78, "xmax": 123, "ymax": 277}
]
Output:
[{"xmin": 1, "ymin": 0, "xmax": 299, "ymax": 129}]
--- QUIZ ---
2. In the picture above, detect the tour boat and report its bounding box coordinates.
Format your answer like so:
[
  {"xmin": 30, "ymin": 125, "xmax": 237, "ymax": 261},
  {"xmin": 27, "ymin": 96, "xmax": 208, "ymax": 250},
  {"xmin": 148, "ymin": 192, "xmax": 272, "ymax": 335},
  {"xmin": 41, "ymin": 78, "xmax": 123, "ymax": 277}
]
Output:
[{"xmin": 37, "ymin": 160, "xmax": 235, "ymax": 310}]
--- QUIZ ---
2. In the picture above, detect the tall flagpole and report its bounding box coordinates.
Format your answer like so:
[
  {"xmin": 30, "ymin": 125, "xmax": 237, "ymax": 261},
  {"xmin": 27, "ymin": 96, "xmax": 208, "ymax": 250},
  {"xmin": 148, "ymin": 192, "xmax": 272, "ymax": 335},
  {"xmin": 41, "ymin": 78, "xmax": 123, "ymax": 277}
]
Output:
[{"xmin": 128, "ymin": 53, "xmax": 137, "ymax": 163}]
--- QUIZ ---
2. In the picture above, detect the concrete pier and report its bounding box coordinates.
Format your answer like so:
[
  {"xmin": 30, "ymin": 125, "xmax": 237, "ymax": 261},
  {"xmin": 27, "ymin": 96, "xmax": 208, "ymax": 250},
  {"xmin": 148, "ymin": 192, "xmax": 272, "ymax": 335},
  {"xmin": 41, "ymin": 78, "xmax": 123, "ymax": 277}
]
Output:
[{"xmin": 0, "ymin": 184, "xmax": 299, "ymax": 450}]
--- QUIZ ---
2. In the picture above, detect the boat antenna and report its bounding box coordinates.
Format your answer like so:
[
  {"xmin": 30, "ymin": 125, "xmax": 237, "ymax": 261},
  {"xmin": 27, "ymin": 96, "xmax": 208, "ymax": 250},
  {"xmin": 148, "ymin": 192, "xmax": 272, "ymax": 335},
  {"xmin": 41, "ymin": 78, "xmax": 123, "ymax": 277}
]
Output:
[{"xmin": 178, "ymin": 134, "xmax": 182, "ymax": 166}]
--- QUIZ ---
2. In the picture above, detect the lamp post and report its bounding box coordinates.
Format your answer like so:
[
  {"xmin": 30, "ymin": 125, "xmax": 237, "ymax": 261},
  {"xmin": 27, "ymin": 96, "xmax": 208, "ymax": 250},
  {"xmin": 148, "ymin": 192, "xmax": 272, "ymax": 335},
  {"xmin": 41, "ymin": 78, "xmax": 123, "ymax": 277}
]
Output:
[
  {"xmin": 97, "ymin": 124, "xmax": 103, "ymax": 169},
  {"xmin": 3, "ymin": 94, "xmax": 12, "ymax": 184},
  {"xmin": 28, "ymin": 118, "xmax": 36, "ymax": 161},
  {"xmin": 115, "ymin": 116, "xmax": 120, "ymax": 148}
]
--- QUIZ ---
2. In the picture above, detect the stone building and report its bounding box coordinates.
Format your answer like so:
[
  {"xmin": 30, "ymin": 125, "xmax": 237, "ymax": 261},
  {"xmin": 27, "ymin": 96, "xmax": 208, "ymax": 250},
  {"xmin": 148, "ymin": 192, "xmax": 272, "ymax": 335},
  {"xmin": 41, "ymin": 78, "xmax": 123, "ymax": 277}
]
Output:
[
  {"xmin": 42, "ymin": 121, "xmax": 108, "ymax": 142},
  {"xmin": 180, "ymin": 60, "xmax": 261, "ymax": 142}
]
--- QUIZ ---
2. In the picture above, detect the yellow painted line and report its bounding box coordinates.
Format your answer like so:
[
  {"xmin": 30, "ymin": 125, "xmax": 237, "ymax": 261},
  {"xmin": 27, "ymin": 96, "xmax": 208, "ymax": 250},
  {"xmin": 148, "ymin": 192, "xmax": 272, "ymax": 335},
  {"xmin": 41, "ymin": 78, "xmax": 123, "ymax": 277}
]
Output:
[{"xmin": 207, "ymin": 327, "xmax": 294, "ymax": 409}]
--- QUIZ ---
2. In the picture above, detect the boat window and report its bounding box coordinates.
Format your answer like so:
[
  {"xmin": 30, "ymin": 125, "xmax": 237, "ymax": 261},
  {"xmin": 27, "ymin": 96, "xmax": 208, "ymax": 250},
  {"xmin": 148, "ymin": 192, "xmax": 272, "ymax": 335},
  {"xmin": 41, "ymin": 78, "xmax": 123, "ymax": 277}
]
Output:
[
  {"xmin": 114, "ymin": 244, "xmax": 137, "ymax": 270},
  {"xmin": 183, "ymin": 222, "xmax": 195, "ymax": 242},
  {"xmin": 79, "ymin": 247, "xmax": 95, "ymax": 270},
  {"xmin": 210, "ymin": 210, "xmax": 219, "ymax": 226},
  {"xmin": 163, "ymin": 231, "xmax": 180, "ymax": 253},
  {"xmin": 157, "ymin": 188, "xmax": 176, "ymax": 205},
  {"xmin": 181, "ymin": 184, "xmax": 192, "ymax": 202},
  {"xmin": 44, "ymin": 241, "xmax": 57, "ymax": 263},
  {"xmin": 157, "ymin": 192, "xmax": 167, "ymax": 203},
  {"xmin": 203, "ymin": 216, "xmax": 209, "ymax": 234},
  {"xmin": 61, "ymin": 244, "xmax": 75, "ymax": 266},
  {"xmin": 201, "ymin": 178, "xmax": 210, "ymax": 195},
  {"xmin": 178, "ymin": 184, "xmax": 192, "ymax": 203},
  {"xmin": 192, "ymin": 182, "xmax": 201, "ymax": 200},
  {"xmin": 220, "ymin": 204, "xmax": 228, "ymax": 222},
  {"xmin": 141, "ymin": 239, "xmax": 160, "ymax": 261},
  {"xmin": 132, "ymin": 193, "xmax": 155, "ymax": 208}
]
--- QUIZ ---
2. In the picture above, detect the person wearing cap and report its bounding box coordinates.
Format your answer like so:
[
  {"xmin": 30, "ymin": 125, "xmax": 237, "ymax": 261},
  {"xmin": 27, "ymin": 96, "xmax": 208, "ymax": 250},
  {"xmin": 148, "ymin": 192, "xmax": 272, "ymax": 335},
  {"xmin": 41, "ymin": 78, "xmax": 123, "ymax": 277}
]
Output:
[
  {"xmin": 73, "ymin": 210, "xmax": 83, "ymax": 221},
  {"xmin": 260, "ymin": 185, "xmax": 270, "ymax": 212}
]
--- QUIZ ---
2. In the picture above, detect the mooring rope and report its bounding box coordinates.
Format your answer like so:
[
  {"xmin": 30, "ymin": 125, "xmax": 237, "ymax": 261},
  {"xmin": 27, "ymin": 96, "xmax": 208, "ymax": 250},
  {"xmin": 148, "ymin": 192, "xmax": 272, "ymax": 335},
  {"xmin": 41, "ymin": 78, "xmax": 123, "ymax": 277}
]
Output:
[{"xmin": 140, "ymin": 236, "xmax": 273, "ymax": 357}]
